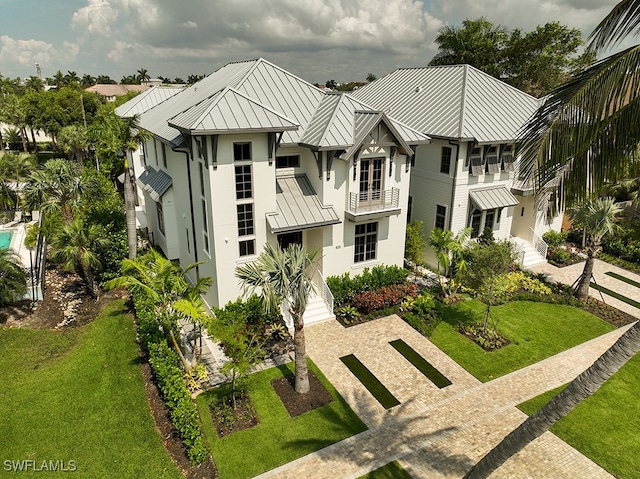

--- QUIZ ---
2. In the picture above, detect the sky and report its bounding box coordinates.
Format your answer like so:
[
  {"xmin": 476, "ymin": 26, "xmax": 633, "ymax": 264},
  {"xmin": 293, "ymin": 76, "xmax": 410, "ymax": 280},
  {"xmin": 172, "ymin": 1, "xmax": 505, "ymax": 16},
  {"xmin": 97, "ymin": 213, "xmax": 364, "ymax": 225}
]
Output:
[{"xmin": 0, "ymin": 0, "xmax": 623, "ymax": 85}]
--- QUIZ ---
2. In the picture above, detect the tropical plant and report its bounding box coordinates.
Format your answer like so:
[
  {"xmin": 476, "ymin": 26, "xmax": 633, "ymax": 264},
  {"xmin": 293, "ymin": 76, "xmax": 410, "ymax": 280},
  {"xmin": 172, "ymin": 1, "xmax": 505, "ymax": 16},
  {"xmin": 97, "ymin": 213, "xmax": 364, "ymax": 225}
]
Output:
[
  {"xmin": 104, "ymin": 249, "xmax": 211, "ymax": 371},
  {"xmin": 405, "ymin": 220, "xmax": 426, "ymax": 268},
  {"xmin": 0, "ymin": 152, "xmax": 37, "ymax": 216},
  {"xmin": 89, "ymin": 106, "xmax": 150, "ymax": 259},
  {"xmin": 466, "ymin": 2, "xmax": 640, "ymax": 476},
  {"xmin": 235, "ymin": 242, "xmax": 319, "ymax": 394},
  {"xmin": 57, "ymin": 125, "xmax": 89, "ymax": 164},
  {"xmin": 50, "ymin": 217, "xmax": 110, "ymax": 298},
  {"xmin": 0, "ymin": 248, "xmax": 27, "ymax": 306},
  {"xmin": 429, "ymin": 227, "xmax": 472, "ymax": 298},
  {"xmin": 568, "ymin": 197, "xmax": 621, "ymax": 299}
]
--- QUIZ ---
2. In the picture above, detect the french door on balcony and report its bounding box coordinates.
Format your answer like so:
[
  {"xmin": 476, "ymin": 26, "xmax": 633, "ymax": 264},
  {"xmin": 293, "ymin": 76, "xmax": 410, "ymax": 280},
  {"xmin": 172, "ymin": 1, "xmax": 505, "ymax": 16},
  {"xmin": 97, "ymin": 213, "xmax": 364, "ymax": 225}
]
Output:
[{"xmin": 359, "ymin": 158, "xmax": 384, "ymax": 205}]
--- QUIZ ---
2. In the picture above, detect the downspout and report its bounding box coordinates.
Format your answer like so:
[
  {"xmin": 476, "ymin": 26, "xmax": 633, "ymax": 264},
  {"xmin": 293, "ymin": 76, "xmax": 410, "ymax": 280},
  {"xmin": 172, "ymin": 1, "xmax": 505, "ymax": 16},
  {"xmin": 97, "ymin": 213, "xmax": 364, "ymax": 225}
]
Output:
[
  {"xmin": 448, "ymin": 140, "xmax": 460, "ymax": 231},
  {"xmin": 172, "ymin": 145, "xmax": 199, "ymax": 280}
]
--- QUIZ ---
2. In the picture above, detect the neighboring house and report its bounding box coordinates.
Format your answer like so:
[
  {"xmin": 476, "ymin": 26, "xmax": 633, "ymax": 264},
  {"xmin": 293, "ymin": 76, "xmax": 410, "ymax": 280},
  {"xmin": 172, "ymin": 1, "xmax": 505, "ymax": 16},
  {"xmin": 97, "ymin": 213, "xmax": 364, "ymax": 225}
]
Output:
[
  {"xmin": 117, "ymin": 58, "xmax": 429, "ymax": 320},
  {"xmin": 353, "ymin": 64, "xmax": 562, "ymax": 267},
  {"xmin": 85, "ymin": 84, "xmax": 150, "ymax": 102}
]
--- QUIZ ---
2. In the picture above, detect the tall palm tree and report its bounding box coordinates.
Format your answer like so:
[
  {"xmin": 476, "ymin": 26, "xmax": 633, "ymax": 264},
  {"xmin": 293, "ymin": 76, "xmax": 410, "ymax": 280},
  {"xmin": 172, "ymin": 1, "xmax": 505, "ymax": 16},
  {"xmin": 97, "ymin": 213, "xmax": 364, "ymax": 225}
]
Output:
[
  {"xmin": 105, "ymin": 248, "xmax": 211, "ymax": 370},
  {"xmin": 235, "ymin": 242, "xmax": 319, "ymax": 394},
  {"xmin": 89, "ymin": 107, "xmax": 150, "ymax": 259},
  {"xmin": 467, "ymin": 2, "xmax": 640, "ymax": 476},
  {"xmin": 136, "ymin": 68, "xmax": 150, "ymax": 84},
  {"xmin": 51, "ymin": 217, "xmax": 109, "ymax": 298},
  {"xmin": 569, "ymin": 197, "xmax": 622, "ymax": 298},
  {"xmin": 0, "ymin": 248, "xmax": 27, "ymax": 306}
]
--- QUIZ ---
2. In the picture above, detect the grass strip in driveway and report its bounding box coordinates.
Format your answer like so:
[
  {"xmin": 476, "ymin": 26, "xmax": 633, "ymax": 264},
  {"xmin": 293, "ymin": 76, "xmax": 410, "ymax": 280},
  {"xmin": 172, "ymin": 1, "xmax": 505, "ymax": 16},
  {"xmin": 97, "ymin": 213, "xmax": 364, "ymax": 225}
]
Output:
[
  {"xmin": 389, "ymin": 339, "xmax": 451, "ymax": 388},
  {"xmin": 605, "ymin": 271, "xmax": 640, "ymax": 289},
  {"xmin": 340, "ymin": 354, "xmax": 400, "ymax": 409},
  {"xmin": 590, "ymin": 282, "xmax": 640, "ymax": 309}
]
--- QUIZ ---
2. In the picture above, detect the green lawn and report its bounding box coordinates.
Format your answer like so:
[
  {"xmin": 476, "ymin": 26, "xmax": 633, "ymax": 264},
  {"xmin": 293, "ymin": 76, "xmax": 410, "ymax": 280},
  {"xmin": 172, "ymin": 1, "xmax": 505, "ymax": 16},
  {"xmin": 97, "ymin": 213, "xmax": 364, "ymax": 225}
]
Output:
[
  {"xmin": 518, "ymin": 354, "xmax": 640, "ymax": 479},
  {"xmin": 429, "ymin": 300, "xmax": 615, "ymax": 382},
  {"xmin": 357, "ymin": 461, "xmax": 413, "ymax": 478},
  {"xmin": 0, "ymin": 300, "xmax": 181, "ymax": 478},
  {"xmin": 196, "ymin": 360, "xmax": 367, "ymax": 479}
]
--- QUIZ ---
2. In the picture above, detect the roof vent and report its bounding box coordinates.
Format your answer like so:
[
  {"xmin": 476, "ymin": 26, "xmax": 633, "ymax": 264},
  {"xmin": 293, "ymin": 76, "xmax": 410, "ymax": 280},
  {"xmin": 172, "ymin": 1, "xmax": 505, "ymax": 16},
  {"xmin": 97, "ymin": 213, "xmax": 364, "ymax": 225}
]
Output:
[{"xmin": 415, "ymin": 86, "xmax": 422, "ymax": 93}]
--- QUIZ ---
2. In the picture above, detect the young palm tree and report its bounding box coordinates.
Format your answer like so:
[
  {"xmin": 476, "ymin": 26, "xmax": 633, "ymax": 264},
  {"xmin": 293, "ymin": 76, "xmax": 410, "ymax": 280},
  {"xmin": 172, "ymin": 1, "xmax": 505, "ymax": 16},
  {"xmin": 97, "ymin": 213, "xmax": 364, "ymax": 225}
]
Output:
[
  {"xmin": 569, "ymin": 197, "xmax": 622, "ymax": 298},
  {"xmin": 235, "ymin": 242, "xmax": 320, "ymax": 394},
  {"xmin": 89, "ymin": 107, "xmax": 150, "ymax": 259},
  {"xmin": 467, "ymin": 2, "xmax": 640, "ymax": 476},
  {"xmin": 105, "ymin": 249, "xmax": 211, "ymax": 370},
  {"xmin": 428, "ymin": 227, "xmax": 471, "ymax": 298},
  {"xmin": 0, "ymin": 248, "xmax": 27, "ymax": 306},
  {"xmin": 51, "ymin": 217, "xmax": 110, "ymax": 298}
]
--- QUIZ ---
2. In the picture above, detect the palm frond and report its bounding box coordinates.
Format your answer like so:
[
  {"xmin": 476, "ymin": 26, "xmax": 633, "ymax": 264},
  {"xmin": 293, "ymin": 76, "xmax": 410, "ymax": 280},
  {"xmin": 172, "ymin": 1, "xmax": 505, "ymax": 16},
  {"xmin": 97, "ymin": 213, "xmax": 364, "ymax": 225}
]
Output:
[{"xmin": 588, "ymin": 0, "xmax": 640, "ymax": 52}]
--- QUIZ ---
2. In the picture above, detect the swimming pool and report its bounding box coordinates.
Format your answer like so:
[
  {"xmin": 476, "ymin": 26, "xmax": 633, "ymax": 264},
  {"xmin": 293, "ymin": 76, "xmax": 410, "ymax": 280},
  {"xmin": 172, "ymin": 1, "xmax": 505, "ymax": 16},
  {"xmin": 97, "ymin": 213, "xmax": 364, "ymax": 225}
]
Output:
[{"xmin": 0, "ymin": 230, "xmax": 13, "ymax": 250}]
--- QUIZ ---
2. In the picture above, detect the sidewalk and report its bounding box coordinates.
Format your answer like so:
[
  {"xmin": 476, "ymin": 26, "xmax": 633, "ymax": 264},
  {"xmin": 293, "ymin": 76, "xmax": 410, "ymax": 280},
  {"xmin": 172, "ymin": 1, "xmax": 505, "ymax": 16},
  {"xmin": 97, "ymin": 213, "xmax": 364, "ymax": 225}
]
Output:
[{"xmin": 256, "ymin": 315, "xmax": 629, "ymax": 478}]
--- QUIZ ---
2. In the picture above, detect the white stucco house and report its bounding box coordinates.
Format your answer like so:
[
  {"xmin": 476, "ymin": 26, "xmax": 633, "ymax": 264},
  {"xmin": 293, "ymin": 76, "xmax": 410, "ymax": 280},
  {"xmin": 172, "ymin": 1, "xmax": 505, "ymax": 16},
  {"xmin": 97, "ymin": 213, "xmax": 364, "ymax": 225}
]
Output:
[
  {"xmin": 352, "ymin": 64, "xmax": 562, "ymax": 268},
  {"xmin": 117, "ymin": 59, "xmax": 429, "ymax": 321}
]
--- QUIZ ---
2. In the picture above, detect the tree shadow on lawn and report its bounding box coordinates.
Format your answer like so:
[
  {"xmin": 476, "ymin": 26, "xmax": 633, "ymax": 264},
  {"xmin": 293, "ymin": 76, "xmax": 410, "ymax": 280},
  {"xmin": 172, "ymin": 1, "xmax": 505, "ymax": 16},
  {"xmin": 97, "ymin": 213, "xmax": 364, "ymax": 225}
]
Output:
[
  {"xmin": 281, "ymin": 390, "xmax": 475, "ymax": 477},
  {"xmin": 439, "ymin": 299, "xmax": 483, "ymax": 328}
]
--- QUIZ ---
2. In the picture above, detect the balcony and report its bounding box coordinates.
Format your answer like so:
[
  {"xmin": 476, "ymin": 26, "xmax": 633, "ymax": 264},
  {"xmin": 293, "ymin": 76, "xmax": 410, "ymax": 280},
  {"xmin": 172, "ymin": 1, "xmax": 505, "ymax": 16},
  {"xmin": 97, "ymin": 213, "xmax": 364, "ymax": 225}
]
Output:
[{"xmin": 346, "ymin": 188, "xmax": 401, "ymax": 221}]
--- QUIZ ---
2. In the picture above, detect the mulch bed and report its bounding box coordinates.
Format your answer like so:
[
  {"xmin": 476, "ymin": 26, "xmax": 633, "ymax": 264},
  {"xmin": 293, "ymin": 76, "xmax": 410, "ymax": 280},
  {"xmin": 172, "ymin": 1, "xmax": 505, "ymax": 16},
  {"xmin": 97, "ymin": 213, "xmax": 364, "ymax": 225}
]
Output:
[
  {"xmin": 210, "ymin": 393, "xmax": 259, "ymax": 438},
  {"xmin": 271, "ymin": 371, "xmax": 333, "ymax": 417}
]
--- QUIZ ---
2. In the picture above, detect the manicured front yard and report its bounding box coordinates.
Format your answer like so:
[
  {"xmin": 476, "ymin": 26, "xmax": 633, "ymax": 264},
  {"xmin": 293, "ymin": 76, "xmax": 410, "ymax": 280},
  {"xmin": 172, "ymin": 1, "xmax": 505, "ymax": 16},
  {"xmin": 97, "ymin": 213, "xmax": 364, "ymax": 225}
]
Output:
[
  {"xmin": 196, "ymin": 360, "xmax": 367, "ymax": 479},
  {"xmin": 518, "ymin": 354, "xmax": 640, "ymax": 479},
  {"xmin": 0, "ymin": 300, "xmax": 181, "ymax": 478},
  {"xmin": 429, "ymin": 300, "xmax": 616, "ymax": 381}
]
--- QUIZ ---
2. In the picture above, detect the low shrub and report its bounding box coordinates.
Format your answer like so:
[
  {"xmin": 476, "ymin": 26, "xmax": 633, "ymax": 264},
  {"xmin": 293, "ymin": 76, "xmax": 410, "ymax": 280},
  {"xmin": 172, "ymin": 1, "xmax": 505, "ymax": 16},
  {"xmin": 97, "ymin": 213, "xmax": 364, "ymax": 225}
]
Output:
[
  {"xmin": 548, "ymin": 247, "xmax": 571, "ymax": 265},
  {"xmin": 336, "ymin": 305, "xmax": 360, "ymax": 325},
  {"xmin": 542, "ymin": 230, "xmax": 568, "ymax": 248},
  {"xmin": 148, "ymin": 342, "xmax": 209, "ymax": 464},
  {"xmin": 460, "ymin": 323, "xmax": 509, "ymax": 351},
  {"xmin": 327, "ymin": 265, "xmax": 411, "ymax": 307},
  {"xmin": 504, "ymin": 271, "xmax": 552, "ymax": 295},
  {"xmin": 131, "ymin": 290, "xmax": 164, "ymax": 350},
  {"xmin": 352, "ymin": 283, "xmax": 418, "ymax": 314},
  {"xmin": 403, "ymin": 312, "xmax": 437, "ymax": 336}
]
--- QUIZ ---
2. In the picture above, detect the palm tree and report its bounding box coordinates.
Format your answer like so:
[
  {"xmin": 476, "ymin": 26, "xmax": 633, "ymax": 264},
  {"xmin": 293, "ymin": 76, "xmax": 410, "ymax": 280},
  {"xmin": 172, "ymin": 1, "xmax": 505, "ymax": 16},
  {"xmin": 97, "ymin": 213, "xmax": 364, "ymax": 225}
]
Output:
[
  {"xmin": 89, "ymin": 107, "xmax": 150, "ymax": 259},
  {"xmin": 57, "ymin": 125, "xmax": 89, "ymax": 164},
  {"xmin": 105, "ymin": 249, "xmax": 211, "ymax": 370},
  {"xmin": 0, "ymin": 248, "xmax": 27, "ymax": 306},
  {"xmin": 0, "ymin": 152, "xmax": 37, "ymax": 217},
  {"xmin": 136, "ymin": 68, "xmax": 150, "ymax": 84},
  {"xmin": 466, "ymin": 2, "xmax": 640, "ymax": 476},
  {"xmin": 236, "ymin": 242, "xmax": 319, "ymax": 394},
  {"xmin": 21, "ymin": 158, "xmax": 84, "ymax": 223},
  {"xmin": 51, "ymin": 217, "xmax": 109, "ymax": 298},
  {"xmin": 428, "ymin": 227, "xmax": 471, "ymax": 298},
  {"xmin": 569, "ymin": 197, "xmax": 621, "ymax": 298}
]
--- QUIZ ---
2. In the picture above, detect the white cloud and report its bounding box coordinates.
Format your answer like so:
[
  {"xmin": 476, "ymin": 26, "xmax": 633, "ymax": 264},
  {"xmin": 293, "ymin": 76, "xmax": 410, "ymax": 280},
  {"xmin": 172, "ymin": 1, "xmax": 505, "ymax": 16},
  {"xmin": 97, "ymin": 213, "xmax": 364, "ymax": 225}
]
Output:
[
  {"xmin": 71, "ymin": 0, "xmax": 118, "ymax": 36},
  {"xmin": 0, "ymin": 36, "xmax": 79, "ymax": 73}
]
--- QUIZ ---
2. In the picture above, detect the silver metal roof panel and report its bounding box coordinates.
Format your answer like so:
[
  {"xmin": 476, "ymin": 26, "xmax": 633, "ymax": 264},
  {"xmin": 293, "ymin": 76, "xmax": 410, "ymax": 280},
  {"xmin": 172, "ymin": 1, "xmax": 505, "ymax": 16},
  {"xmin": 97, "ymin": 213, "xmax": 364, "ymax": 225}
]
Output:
[
  {"xmin": 469, "ymin": 186, "xmax": 519, "ymax": 210},
  {"xmin": 143, "ymin": 169, "xmax": 173, "ymax": 202},
  {"xmin": 115, "ymin": 87, "xmax": 184, "ymax": 118}
]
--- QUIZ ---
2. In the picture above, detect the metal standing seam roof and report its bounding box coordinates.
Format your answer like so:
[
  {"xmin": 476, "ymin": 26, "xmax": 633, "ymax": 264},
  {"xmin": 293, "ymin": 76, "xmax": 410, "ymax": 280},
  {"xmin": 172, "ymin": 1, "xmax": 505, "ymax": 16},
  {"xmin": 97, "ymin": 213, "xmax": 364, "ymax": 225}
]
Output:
[
  {"xmin": 266, "ymin": 175, "xmax": 340, "ymax": 233},
  {"xmin": 115, "ymin": 86, "xmax": 184, "ymax": 118},
  {"xmin": 352, "ymin": 64, "xmax": 541, "ymax": 143},
  {"xmin": 143, "ymin": 169, "xmax": 173, "ymax": 202},
  {"xmin": 469, "ymin": 186, "xmax": 519, "ymax": 211},
  {"xmin": 137, "ymin": 166, "xmax": 156, "ymax": 186},
  {"xmin": 168, "ymin": 87, "xmax": 299, "ymax": 134}
]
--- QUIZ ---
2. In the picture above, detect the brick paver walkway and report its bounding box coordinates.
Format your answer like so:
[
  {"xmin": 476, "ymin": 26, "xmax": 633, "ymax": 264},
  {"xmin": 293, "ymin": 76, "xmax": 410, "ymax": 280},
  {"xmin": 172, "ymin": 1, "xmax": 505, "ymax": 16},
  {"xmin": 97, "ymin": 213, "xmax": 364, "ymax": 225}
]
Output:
[
  {"xmin": 256, "ymin": 315, "xmax": 634, "ymax": 478},
  {"xmin": 254, "ymin": 258, "xmax": 640, "ymax": 478}
]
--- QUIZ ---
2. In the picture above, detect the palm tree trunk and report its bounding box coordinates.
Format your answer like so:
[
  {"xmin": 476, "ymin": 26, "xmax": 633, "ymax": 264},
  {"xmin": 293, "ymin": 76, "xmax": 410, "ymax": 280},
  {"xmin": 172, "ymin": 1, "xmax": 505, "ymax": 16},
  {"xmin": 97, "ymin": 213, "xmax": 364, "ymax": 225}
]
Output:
[
  {"xmin": 20, "ymin": 128, "xmax": 28, "ymax": 152},
  {"xmin": 123, "ymin": 166, "xmax": 137, "ymax": 259},
  {"xmin": 575, "ymin": 255, "xmax": 595, "ymax": 299},
  {"xmin": 293, "ymin": 313, "xmax": 310, "ymax": 394},
  {"xmin": 464, "ymin": 322, "xmax": 640, "ymax": 479}
]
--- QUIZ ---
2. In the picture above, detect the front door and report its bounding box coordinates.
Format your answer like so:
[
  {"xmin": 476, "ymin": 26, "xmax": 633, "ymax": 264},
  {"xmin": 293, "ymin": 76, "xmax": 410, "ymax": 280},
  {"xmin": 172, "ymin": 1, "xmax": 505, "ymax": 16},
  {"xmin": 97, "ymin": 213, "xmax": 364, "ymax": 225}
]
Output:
[
  {"xmin": 359, "ymin": 158, "xmax": 384, "ymax": 204},
  {"xmin": 277, "ymin": 231, "xmax": 302, "ymax": 250}
]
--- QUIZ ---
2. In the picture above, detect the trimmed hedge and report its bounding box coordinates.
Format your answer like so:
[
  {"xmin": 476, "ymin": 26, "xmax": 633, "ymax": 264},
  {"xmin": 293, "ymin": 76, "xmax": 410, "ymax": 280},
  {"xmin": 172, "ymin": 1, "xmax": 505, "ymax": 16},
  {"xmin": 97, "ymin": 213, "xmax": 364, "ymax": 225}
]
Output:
[
  {"xmin": 327, "ymin": 265, "xmax": 410, "ymax": 307},
  {"xmin": 132, "ymin": 292, "xmax": 209, "ymax": 465}
]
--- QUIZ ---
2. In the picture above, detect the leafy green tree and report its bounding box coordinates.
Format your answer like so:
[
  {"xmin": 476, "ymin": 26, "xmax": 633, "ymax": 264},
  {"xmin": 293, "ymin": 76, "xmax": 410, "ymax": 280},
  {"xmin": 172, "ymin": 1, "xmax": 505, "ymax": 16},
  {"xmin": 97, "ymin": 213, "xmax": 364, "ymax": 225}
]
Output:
[
  {"xmin": 569, "ymin": 197, "xmax": 621, "ymax": 299},
  {"xmin": 57, "ymin": 125, "xmax": 89, "ymax": 164},
  {"xmin": 208, "ymin": 305, "xmax": 267, "ymax": 407},
  {"xmin": 0, "ymin": 248, "xmax": 27, "ymax": 306},
  {"xmin": 466, "ymin": 3, "xmax": 640, "ymax": 476},
  {"xmin": 96, "ymin": 74, "xmax": 116, "ymax": 84},
  {"xmin": 405, "ymin": 220, "xmax": 426, "ymax": 267},
  {"xmin": 366, "ymin": 73, "xmax": 377, "ymax": 82},
  {"xmin": 89, "ymin": 106, "xmax": 150, "ymax": 258},
  {"xmin": 51, "ymin": 217, "xmax": 109, "ymax": 298},
  {"xmin": 429, "ymin": 227, "xmax": 472, "ymax": 298},
  {"xmin": 463, "ymin": 241, "xmax": 515, "ymax": 332},
  {"xmin": 236, "ymin": 243, "xmax": 319, "ymax": 394}
]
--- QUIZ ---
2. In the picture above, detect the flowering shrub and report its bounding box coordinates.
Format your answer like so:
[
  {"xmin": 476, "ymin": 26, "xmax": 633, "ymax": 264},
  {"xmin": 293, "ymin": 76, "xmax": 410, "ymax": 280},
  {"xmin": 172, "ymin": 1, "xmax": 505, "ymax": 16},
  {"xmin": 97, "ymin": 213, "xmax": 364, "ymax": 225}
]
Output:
[
  {"xmin": 352, "ymin": 283, "xmax": 418, "ymax": 314},
  {"xmin": 504, "ymin": 271, "xmax": 552, "ymax": 295}
]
